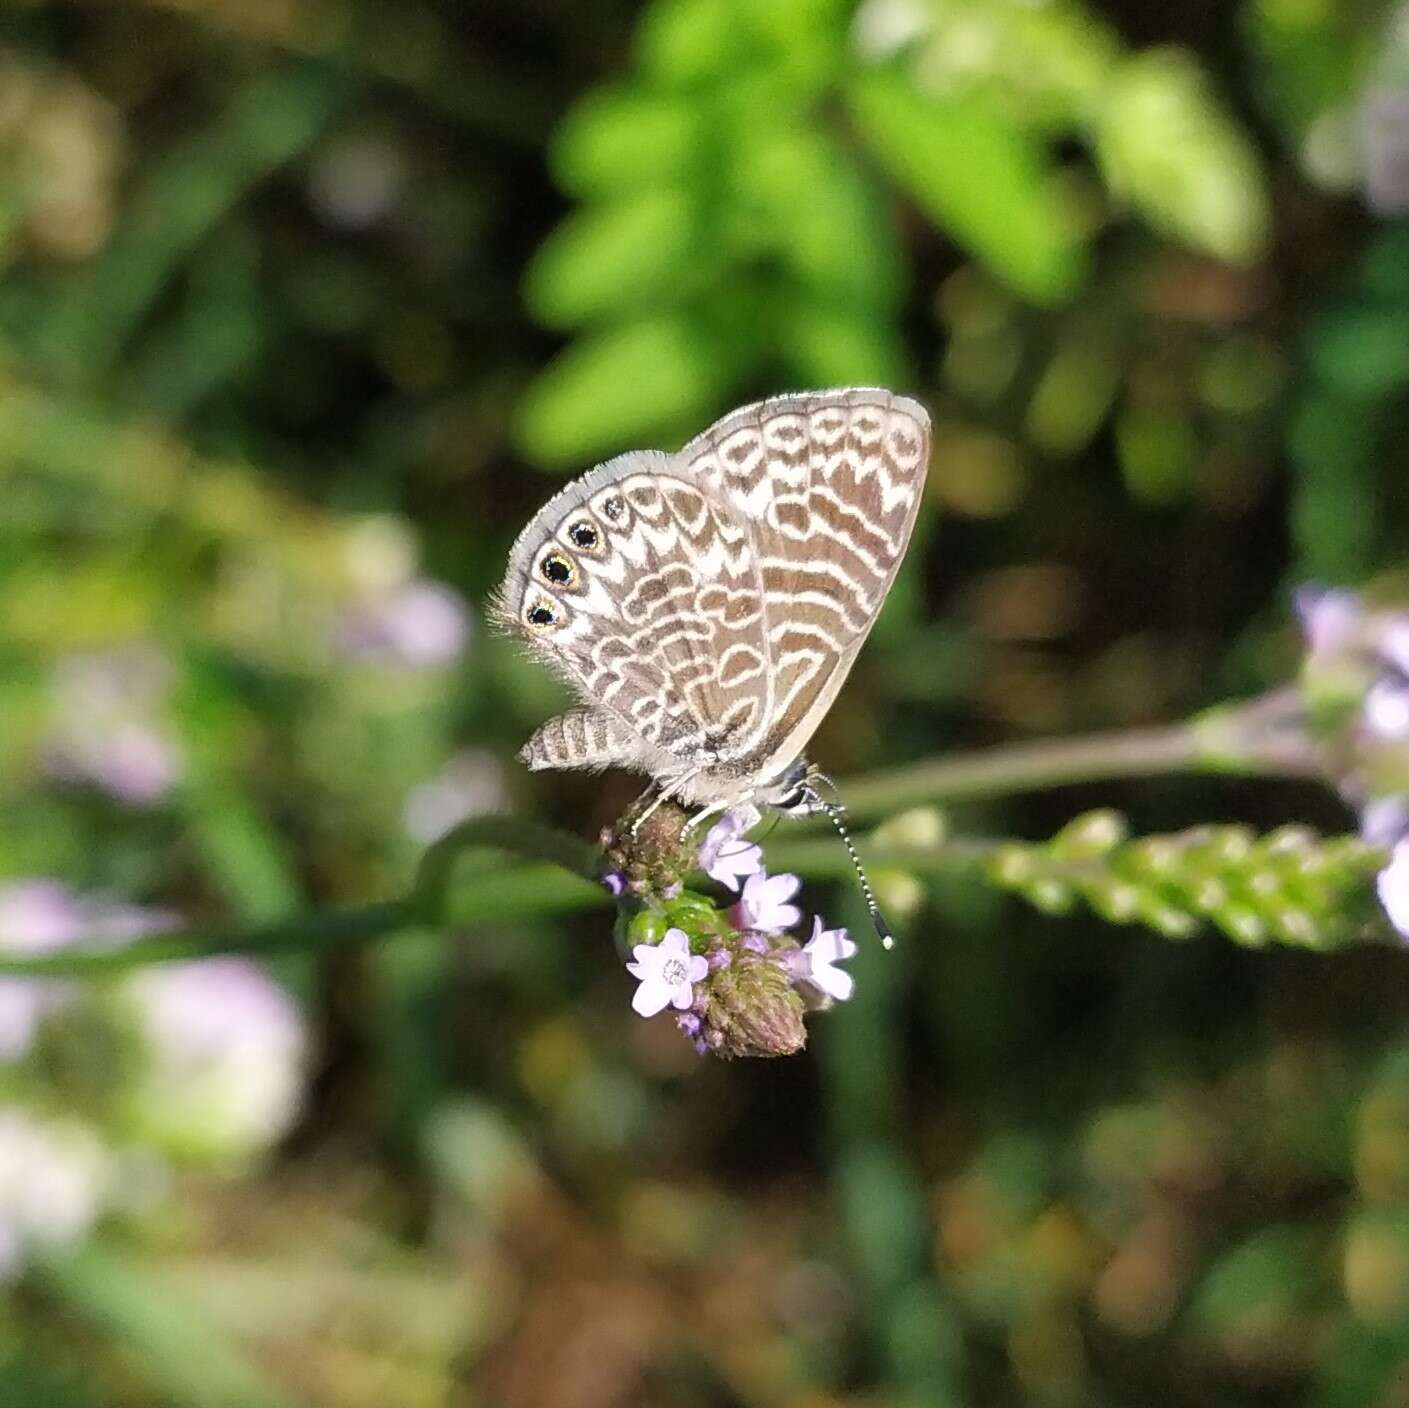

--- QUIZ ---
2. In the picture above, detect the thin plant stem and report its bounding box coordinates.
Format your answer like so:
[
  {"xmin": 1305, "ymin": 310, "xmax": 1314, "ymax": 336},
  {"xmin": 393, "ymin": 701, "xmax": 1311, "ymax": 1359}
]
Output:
[
  {"xmin": 0, "ymin": 692, "xmax": 1327, "ymax": 977},
  {"xmin": 833, "ymin": 690, "xmax": 1321, "ymax": 822}
]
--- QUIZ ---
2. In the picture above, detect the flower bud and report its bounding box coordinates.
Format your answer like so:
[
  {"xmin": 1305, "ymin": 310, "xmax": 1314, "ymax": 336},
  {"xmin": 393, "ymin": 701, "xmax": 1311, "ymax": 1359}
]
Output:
[
  {"xmin": 700, "ymin": 951, "xmax": 806, "ymax": 1059},
  {"xmin": 599, "ymin": 800, "xmax": 696, "ymax": 898}
]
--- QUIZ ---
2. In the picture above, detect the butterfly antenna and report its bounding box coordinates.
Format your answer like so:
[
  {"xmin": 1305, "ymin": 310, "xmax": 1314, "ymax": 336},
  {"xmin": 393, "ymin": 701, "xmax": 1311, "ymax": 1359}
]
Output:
[{"xmin": 819, "ymin": 799, "xmax": 893, "ymax": 950}]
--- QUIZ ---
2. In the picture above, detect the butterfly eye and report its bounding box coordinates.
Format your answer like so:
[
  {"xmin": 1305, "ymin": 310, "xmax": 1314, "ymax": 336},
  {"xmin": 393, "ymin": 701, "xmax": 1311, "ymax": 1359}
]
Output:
[
  {"xmin": 526, "ymin": 601, "xmax": 559, "ymax": 629},
  {"xmin": 568, "ymin": 521, "xmax": 600, "ymax": 551},
  {"xmin": 540, "ymin": 553, "xmax": 576, "ymax": 587}
]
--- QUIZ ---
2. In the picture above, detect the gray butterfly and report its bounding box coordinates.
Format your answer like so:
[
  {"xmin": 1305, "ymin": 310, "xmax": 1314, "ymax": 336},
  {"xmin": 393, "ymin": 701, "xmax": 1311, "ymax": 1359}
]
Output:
[{"xmin": 492, "ymin": 387, "xmax": 930, "ymax": 827}]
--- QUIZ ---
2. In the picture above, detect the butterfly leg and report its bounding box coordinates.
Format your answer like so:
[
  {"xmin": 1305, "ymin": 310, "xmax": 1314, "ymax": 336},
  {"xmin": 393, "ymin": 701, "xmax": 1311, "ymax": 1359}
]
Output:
[{"xmin": 627, "ymin": 768, "xmax": 703, "ymax": 835}]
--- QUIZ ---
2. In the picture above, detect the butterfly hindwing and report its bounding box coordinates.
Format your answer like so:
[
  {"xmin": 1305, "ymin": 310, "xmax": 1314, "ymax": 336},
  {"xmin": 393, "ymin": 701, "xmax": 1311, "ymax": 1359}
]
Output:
[{"xmin": 495, "ymin": 457, "xmax": 772, "ymax": 790}]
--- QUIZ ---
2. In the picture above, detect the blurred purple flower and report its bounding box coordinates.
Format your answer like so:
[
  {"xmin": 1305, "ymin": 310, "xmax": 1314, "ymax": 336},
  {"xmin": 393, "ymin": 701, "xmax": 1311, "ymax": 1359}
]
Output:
[
  {"xmin": 333, "ymin": 579, "xmax": 471, "ymax": 670},
  {"xmin": 601, "ymin": 870, "xmax": 628, "ymax": 897},
  {"xmin": 0, "ymin": 885, "xmax": 174, "ymax": 1062},
  {"xmin": 735, "ymin": 871, "xmax": 802, "ymax": 935},
  {"xmin": 626, "ymin": 928, "xmax": 707, "ymax": 1018},
  {"xmin": 697, "ymin": 810, "xmax": 764, "ymax": 892},
  {"xmin": 1361, "ymin": 84, "xmax": 1409, "ymax": 215},
  {"xmin": 1379, "ymin": 841, "xmax": 1409, "ymax": 939},
  {"xmin": 0, "ymin": 1110, "xmax": 111, "ymax": 1281},
  {"xmin": 1297, "ymin": 585, "xmax": 1409, "ymax": 938},
  {"xmin": 1363, "ymin": 796, "xmax": 1409, "ymax": 848},
  {"xmin": 1296, "ymin": 585, "xmax": 1364, "ymax": 658},
  {"xmin": 43, "ymin": 647, "xmax": 181, "ymax": 807},
  {"xmin": 125, "ymin": 958, "xmax": 307, "ymax": 1162},
  {"xmin": 0, "ymin": 882, "xmax": 83, "ymax": 1061},
  {"xmin": 402, "ymin": 749, "xmax": 505, "ymax": 843},
  {"xmin": 798, "ymin": 917, "xmax": 858, "ymax": 1002},
  {"xmin": 308, "ymin": 134, "xmax": 405, "ymax": 230}
]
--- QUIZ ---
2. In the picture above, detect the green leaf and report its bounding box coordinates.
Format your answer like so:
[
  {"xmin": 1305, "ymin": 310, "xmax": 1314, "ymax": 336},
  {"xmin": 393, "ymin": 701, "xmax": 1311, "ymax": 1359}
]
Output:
[
  {"xmin": 37, "ymin": 1242, "xmax": 296, "ymax": 1408},
  {"xmin": 1191, "ymin": 1225, "xmax": 1320, "ymax": 1334},
  {"xmin": 732, "ymin": 128, "xmax": 903, "ymax": 309},
  {"xmin": 552, "ymin": 86, "xmax": 706, "ymax": 196},
  {"xmin": 1094, "ymin": 48, "xmax": 1271, "ymax": 264},
  {"xmin": 524, "ymin": 188, "xmax": 703, "ymax": 329},
  {"xmin": 1309, "ymin": 305, "xmax": 1409, "ymax": 400},
  {"xmin": 777, "ymin": 297, "xmax": 908, "ymax": 387},
  {"xmin": 847, "ymin": 68, "xmax": 1087, "ymax": 306},
  {"xmin": 513, "ymin": 315, "xmax": 742, "ymax": 466},
  {"xmin": 636, "ymin": 0, "xmax": 748, "ymax": 87}
]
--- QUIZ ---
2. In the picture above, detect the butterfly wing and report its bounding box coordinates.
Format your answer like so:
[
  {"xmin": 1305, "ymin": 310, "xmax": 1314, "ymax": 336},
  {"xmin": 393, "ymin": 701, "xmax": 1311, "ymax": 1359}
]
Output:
[
  {"xmin": 493, "ymin": 454, "xmax": 774, "ymax": 786},
  {"xmin": 680, "ymin": 388, "xmax": 930, "ymax": 778}
]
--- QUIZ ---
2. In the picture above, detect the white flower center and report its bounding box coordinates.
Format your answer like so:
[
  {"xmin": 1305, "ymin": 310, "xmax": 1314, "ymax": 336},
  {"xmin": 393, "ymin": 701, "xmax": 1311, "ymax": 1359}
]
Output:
[{"xmin": 661, "ymin": 957, "xmax": 689, "ymax": 986}]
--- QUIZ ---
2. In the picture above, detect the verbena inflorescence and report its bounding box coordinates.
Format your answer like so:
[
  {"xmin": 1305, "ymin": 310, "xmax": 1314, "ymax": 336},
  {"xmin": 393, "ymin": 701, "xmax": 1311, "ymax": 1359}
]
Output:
[
  {"xmin": 1298, "ymin": 586, "xmax": 1409, "ymax": 939},
  {"xmin": 600, "ymin": 804, "xmax": 855, "ymax": 1059}
]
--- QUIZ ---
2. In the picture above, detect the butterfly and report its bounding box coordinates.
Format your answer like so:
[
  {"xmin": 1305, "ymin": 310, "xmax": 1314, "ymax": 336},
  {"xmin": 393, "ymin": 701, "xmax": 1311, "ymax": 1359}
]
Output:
[{"xmin": 492, "ymin": 387, "xmax": 930, "ymax": 830}]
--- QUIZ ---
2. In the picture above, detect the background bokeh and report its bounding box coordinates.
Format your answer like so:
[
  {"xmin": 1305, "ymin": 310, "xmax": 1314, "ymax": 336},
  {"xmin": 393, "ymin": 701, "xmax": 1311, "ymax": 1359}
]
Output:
[{"xmin": 3, "ymin": 0, "xmax": 1409, "ymax": 1403}]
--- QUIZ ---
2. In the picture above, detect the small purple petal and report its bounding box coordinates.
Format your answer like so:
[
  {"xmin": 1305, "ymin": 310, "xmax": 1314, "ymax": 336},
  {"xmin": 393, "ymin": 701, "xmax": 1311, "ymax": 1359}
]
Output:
[
  {"xmin": 1379, "ymin": 840, "xmax": 1409, "ymax": 939},
  {"xmin": 1364, "ymin": 797, "xmax": 1409, "ymax": 849},
  {"xmin": 1365, "ymin": 680, "xmax": 1409, "ymax": 741},
  {"xmin": 601, "ymin": 871, "xmax": 628, "ymax": 897},
  {"xmin": 698, "ymin": 811, "xmax": 765, "ymax": 892},
  {"xmin": 1294, "ymin": 584, "xmax": 1363, "ymax": 656},
  {"xmin": 626, "ymin": 928, "xmax": 704, "ymax": 1018},
  {"xmin": 677, "ymin": 1012, "xmax": 701, "ymax": 1037},
  {"xmin": 799, "ymin": 915, "xmax": 858, "ymax": 1002},
  {"xmin": 738, "ymin": 870, "xmax": 803, "ymax": 934}
]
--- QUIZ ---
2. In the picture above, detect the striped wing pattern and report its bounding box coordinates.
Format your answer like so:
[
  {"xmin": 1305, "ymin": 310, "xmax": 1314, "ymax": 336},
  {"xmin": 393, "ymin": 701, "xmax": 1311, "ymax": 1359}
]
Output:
[
  {"xmin": 496, "ymin": 387, "xmax": 930, "ymax": 805},
  {"xmin": 682, "ymin": 389, "xmax": 930, "ymax": 777},
  {"xmin": 498, "ymin": 464, "xmax": 772, "ymax": 778}
]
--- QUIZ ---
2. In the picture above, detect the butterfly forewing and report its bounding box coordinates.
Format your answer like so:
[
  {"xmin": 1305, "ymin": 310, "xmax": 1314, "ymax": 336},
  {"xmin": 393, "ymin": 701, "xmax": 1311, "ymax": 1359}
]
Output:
[
  {"xmin": 496, "ymin": 387, "xmax": 929, "ymax": 808},
  {"xmin": 682, "ymin": 389, "xmax": 930, "ymax": 778}
]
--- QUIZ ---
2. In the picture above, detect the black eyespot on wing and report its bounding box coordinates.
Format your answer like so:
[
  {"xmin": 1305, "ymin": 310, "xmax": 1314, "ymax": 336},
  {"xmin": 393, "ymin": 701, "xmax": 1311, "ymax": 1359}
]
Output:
[
  {"xmin": 528, "ymin": 604, "xmax": 555, "ymax": 626},
  {"xmin": 601, "ymin": 496, "xmax": 623, "ymax": 521},
  {"xmin": 541, "ymin": 554, "xmax": 572, "ymax": 585},
  {"xmin": 569, "ymin": 521, "xmax": 599, "ymax": 550}
]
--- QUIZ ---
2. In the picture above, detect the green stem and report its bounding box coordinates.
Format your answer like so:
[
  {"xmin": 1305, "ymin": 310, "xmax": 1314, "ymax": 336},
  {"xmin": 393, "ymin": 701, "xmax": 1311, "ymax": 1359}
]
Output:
[
  {"xmin": 0, "ymin": 693, "xmax": 1324, "ymax": 977},
  {"xmin": 0, "ymin": 902, "xmax": 408, "ymax": 979},
  {"xmin": 410, "ymin": 813, "xmax": 601, "ymax": 921},
  {"xmin": 0, "ymin": 816, "xmax": 601, "ymax": 979},
  {"xmin": 834, "ymin": 691, "xmax": 1319, "ymax": 822}
]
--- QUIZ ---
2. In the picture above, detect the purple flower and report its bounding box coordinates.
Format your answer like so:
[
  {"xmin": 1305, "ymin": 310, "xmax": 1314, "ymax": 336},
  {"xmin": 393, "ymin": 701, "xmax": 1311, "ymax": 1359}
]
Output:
[
  {"xmin": 601, "ymin": 870, "xmax": 628, "ymax": 897},
  {"xmin": 735, "ymin": 871, "xmax": 802, "ymax": 935},
  {"xmin": 625, "ymin": 928, "xmax": 708, "ymax": 1018},
  {"xmin": 333, "ymin": 579, "xmax": 470, "ymax": 669},
  {"xmin": 0, "ymin": 1111, "xmax": 111, "ymax": 1280},
  {"xmin": 124, "ymin": 958, "xmax": 307, "ymax": 1161},
  {"xmin": 799, "ymin": 917, "xmax": 858, "ymax": 1002},
  {"xmin": 1364, "ymin": 797, "xmax": 1409, "ymax": 848},
  {"xmin": 43, "ymin": 647, "xmax": 181, "ymax": 807},
  {"xmin": 1296, "ymin": 585, "xmax": 1364, "ymax": 658},
  {"xmin": 1379, "ymin": 840, "xmax": 1409, "ymax": 939},
  {"xmin": 697, "ymin": 809, "xmax": 764, "ymax": 892},
  {"xmin": 1366, "ymin": 677, "xmax": 1409, "ymax": 740},
  {"xmin": 402, "ymin": 749, "xmax": 505, "ymax": 843},
  {"xmin": 0, "ymin": 882, "xmax": 84, "ymax": 1061},
  {"xmin": 1361, "ymin": 84, "xmax": 1409, "ymax": 217}
]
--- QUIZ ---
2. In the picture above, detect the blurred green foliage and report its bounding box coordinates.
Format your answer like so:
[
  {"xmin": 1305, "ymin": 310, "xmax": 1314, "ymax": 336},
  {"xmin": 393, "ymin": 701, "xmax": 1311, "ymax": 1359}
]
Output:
[{"xmin": 0, "ymin": 0, "xmax": 1408, "ymax": 1404}]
